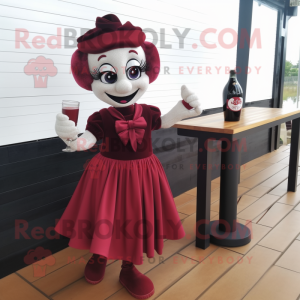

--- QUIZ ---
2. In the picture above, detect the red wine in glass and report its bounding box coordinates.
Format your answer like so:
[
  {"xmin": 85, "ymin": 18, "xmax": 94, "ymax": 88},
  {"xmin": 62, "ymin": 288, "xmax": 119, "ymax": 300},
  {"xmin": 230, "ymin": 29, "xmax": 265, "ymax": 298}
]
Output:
[
  {"xmin": 62, "ymin": 100, "xmax": 80, "ymax": 152},
  {"xmin": 62, "ymin": 107, "xmax": 79, "ymax": 125}
]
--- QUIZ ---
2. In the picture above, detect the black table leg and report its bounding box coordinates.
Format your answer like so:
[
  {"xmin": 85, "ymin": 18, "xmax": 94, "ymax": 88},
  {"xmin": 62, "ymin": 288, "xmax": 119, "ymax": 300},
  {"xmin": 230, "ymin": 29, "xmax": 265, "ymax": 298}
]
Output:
[
  {"xmin": 238, "ymin": 149, "xmax": 241, "ymax": 184},
  {"xmin": 195, "ymin": 138, "xmax": 213, "ymax": 249},
  {"xmin": 209, "ymin": 138, "xmax": 251, "ymax": 247},
  {"xmin": 288, "ymin": 117, "xmax": 300, "ymax": 192}
]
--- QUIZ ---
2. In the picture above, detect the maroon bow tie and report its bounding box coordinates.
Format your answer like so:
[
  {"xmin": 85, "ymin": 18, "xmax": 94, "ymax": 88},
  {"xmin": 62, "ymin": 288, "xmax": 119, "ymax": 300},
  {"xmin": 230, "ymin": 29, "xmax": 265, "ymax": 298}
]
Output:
[{"xmin": 108, "ymin": 104, "xmax": 147, "ymax": 152}]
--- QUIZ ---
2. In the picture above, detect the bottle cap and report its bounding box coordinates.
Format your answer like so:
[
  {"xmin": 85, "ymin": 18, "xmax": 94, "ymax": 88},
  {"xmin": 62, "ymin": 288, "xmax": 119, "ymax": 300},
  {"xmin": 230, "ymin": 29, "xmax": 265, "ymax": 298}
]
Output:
[{"xmin": 230, "ymin": 69, "xmax": 236, "ymax": 78}]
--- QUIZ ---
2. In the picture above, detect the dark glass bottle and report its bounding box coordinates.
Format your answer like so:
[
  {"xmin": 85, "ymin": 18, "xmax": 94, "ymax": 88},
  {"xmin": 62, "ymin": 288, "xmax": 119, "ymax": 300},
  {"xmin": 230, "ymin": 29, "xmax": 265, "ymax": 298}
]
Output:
[{"xmin": 223, "ymin": 70, "xmax": 243, "ymax": 121}]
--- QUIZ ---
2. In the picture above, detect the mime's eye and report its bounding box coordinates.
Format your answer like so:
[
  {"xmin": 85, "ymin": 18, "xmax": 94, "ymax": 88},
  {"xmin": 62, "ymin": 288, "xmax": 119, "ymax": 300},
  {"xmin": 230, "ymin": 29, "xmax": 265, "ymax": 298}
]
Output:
[
  {"xmin": 43, "ymin": 67, "xmax": 47, "ymax": 70},
  {"xmin": 91, "ymin": 63, "xmax": 117, "ymax": 84},
  {"xmin": 126, "ymin": 59, "xmax": 142, "ymax": 81},
  {"xmin": 100, "ymin": 72, "xmax": 117, "ymax": 84},
  {"xmin": 127, "ymin": 67, "xmax": 140, "ymax": 80},
  {"xmin": 35, "ymin": 67, "xmax": 38, "ymax": 70}
]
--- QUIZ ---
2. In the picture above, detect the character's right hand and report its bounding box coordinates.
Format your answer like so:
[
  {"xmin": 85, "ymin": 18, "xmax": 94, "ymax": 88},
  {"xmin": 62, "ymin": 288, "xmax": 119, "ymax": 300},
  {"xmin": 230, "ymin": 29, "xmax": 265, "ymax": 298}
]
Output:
[{"xmin": 55, "ymin": 113, "xmax": 79, "ymax": 140}]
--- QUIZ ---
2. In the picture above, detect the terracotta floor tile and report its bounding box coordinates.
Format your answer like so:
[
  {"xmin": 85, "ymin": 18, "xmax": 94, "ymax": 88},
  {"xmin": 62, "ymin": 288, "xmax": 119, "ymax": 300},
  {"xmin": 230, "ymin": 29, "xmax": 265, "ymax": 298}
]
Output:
[
  {"xmin": 136, "ymin": 252, "xmax": 163, "ymax": 274},
  {"xmin": 177, "ymin": 212, "xmax": 189, "ymax": 220},
  {"xmin": 43, "ymin": 253, "xmax": 113, "ymax": 294},
  {"xmin": 179, "ymin": 243, "xmax": 219, "ymax": 262},
  {"xmin": 185, "ymin": 187, "xmax": 196, "ymax": 196},
  {"xmin": 160, "ymin": 214, "xmax": 198, "ymax": 260},
  {"xmin": 177, "ymin": 199, "xmax": 196, "ymax": 215},
  {"xmin": 199, "ymin": 245, "xmax": 281, "ymax": 300},
  {"xmin": 211, "ymin": 188, "xmax": 220, "ymax": 203},
  {"xmin": 212, "ymin": 177, "xmax": 220, "ymax": 184},
  {"xmin": 177, "ymin": 197, "xmax": 218, "ymax": 218},
  {"xmin": 211, "ymin": 182, "xmax": 220, "ymax": 191},
  {"xmin": 241, "ymin": 155, "xmax": 269, "ymax": 171},
  {"xmin": 174, "ymin": 193, "xmax": 195, "ymax": 207},
  {"xmin": 268, "ymin": 179, "xmax": 289, "ymax": 196},
  {"xmin": 210, "ymin": 186, "xmax": 249, "ymax": 204},
  {"xmin": 278, "ymin": 144, "xmax": 291, "ymax": 152},
  {"xmin": 260, "ymin": 167, "xmax": 289, "ymax": 188},
  {"xmin": 17, "ymin": 247, "xmax": 89, "ymax": 283},
  {"xmin": 277, "ymin": 156, "xmax": 290, "ymax": 165},
  {"xmin": 211, "ymin": 191, "xmax": 255, "ymax": 214},
  {"xmin": 210, "ymin": 211, "xmax": 219, "ymax": 220},
  {"xmin": 238, "ymin": 186, "xmax": 250, "ymax": 196},
  {"xmin": 162, "ymin": 212, "xmax": 219, "ymax": 262},
  {"xmin": 32, "ymin": 254, "xmax": 114, "ymax": 296},
  {"xmin": 252, "ymin": 212, "xmax": 266, "ymax": 224},
  {"xmin": 211, "ymin": 200, "xmax": 219, "ymax": 212},
  {"xmin": 224, "ymin": 219, "xmax": 271, "ymax": 255},
  {"xmin": 256, "ymin": 203, "xmax": 293, "ymax": 228},
  {"xmin": 240, "ymin": 163, "xmax": 249, "ymax": 172},
  {"xmin": 259, "ymin": 210, "xmax": 300, "ymax": 252},
  {"xmin": 237, "ymin": 195, "xmax": 259, "ymax": 213},
  {"xmin": 241, "ymin": 163, "xmax": 272, "ymax": 182},
  {"xmin": 157, "ymin": 248, "xmax": 241, "ymax": 300},
  {"xmin": 237, "ymin": 194, "xmax": 279, "ymax": 221},
  {"xmin": 239, "ymin": 164, "xmax": 287, "ymax": 189},
  {"xmin": 278, "ymin": 153, "xmax": 300, "ymax": 166},
  {"xmin": 294, "ymin": 203, "xmax": 300, "ymax": 211},
  {"xmin": 33, "ymin": 252, "xmax": 93, "ymax": 296},
  {"xmin": 240, "ymin": 166, "xmax": 267, "ymax": 182},
  {"xmin": 210, "ymin": 211, "xmax": 220, "ymax": 222},
  {"xmin": 277, "ymin": 189, "xmax": 300, "ymax": 206},
  {"xmin": 257, "ymin": 162, "xmax": 275, "ymax": 169},
  {"xmin": 268, "ymin": 173, "xmax": 300, "ymax": 197},
  {"xmin": 0, "ymin": 273, "xmax": 48, "ymax": 300},
  {"xmin": 264, "ymin": 152, "xmax": 290, "ymax": 164},
  {"xmin": 52, "ymin": 261, "xmax": 122, "ymax": 300},
  {"xmin": 108, "ymin": 254, "xmax": 196, "ymax": 300},
  {"xmin": 275, "ymin": 240, "xmax": 300, "ymax": 273},
  {"xmin": 243, "ymin": 266, "xmax": 300, "ymax": 300},
  {"xmin": 246, "ymin": 185, "xmax": 271, "ymax": 198}
]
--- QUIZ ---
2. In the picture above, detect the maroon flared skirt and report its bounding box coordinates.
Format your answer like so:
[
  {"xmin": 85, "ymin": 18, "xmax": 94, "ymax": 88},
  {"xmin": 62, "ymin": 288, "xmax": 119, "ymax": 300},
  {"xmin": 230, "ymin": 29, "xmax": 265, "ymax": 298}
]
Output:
[{"xmin": 55, "ymin": 153, "xmax": 185, "ymax": 265}]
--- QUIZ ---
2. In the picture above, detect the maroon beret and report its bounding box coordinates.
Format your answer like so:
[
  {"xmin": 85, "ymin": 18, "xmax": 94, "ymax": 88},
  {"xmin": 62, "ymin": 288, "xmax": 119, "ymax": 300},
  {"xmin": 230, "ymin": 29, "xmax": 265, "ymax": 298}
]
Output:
[{"xmin": 77, "ymin": 14, "xmax": 146, "ymax": 54}]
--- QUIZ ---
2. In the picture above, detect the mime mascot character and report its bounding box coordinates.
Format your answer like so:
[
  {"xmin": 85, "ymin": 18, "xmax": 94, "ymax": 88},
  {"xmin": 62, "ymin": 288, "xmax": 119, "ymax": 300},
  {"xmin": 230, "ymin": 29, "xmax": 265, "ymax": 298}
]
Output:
[{"xmin": 55, "ymin": 14, "xmax": 202, "ymax": 299}]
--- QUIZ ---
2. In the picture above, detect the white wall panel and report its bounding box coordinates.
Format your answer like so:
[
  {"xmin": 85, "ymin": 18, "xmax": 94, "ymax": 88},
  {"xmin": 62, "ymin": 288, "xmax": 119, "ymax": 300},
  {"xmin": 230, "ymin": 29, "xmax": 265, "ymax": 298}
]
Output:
[{"xmin": 0, "ymin": 0, "xmax": 239, "ymax": 146}]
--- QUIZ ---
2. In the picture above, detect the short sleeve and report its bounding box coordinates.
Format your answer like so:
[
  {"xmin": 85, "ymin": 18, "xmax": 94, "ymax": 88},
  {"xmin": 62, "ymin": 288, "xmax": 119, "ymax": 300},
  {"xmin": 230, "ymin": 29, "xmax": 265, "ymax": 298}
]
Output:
[
  {"xmin": 148, "ymin": 105, "xmax": 161, "ymax": 131},
  {"xmin": 85, "ymin": 111, "xmax": 104, "ymax": 141}
]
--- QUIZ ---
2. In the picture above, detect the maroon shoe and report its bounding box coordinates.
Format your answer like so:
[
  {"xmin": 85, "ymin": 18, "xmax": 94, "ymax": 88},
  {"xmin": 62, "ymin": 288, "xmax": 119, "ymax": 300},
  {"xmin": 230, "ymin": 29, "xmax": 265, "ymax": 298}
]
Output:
[
  {"xmin": 119, "ymin": 261, "xmax": 154, "ymax": 299},
  {"xmin": 84, "ymin": 254, "xmax": 107, "ymax": 284}
]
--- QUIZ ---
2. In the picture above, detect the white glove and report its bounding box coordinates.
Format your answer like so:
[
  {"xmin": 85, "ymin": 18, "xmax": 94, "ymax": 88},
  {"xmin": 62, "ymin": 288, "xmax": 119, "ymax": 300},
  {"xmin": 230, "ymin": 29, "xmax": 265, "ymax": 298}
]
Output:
[
  {"xmin": 161, "ymin": 86, "xmax": 202, "ymax": 129},
  {"xmin": 55, "ymin": 113, "xmax": 79, "ymax": 140},
  {"xmin": 181, "ymin": 85, "xmax": 202, "ymax": 116}
]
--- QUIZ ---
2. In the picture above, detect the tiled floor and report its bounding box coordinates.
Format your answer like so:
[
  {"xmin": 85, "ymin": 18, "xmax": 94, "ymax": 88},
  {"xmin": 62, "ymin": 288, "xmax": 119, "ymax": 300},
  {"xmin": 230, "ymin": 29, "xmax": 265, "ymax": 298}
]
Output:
[{"xmin": 1, "ymin": 144, "xmax": 300, "ymax": 300}]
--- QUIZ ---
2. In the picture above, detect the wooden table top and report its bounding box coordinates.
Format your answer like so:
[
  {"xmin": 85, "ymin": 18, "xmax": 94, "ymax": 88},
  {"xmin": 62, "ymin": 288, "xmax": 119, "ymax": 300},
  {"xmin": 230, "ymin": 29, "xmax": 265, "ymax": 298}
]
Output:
[{"xmin": 173, "ymin": 107, "xmax": 300, "ymax": 134}]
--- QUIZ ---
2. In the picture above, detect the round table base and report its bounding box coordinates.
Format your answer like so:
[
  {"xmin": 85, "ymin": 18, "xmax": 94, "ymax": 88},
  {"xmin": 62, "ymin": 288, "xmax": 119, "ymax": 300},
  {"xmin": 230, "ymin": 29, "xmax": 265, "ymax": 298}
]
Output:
[{"xmin": 209, "ymin": 220, "xmax": 251, "ymax": 247}]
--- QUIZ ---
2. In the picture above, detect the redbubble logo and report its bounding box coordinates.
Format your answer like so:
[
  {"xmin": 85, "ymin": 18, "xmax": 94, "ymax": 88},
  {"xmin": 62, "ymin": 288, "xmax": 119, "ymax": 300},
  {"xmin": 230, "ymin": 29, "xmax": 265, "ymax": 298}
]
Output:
[
  {"xmin": 15, "ymin": 27, "xmax": 261, "ymax": 50},
  {"xmin": 24, "ymin": 247, "xmax": 56, "ymax": 277},
  {"xmin": 24, "ymin": 56, "xmax": 58, "ymax": 88}
]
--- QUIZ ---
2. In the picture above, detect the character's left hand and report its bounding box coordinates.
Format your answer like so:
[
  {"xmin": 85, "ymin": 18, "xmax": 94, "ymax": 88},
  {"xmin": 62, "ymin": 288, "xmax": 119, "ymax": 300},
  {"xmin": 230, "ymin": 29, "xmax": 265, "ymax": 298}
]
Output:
[{"xmin": 181, "ymin": 85, "xmax": 202, "ymax": 116}]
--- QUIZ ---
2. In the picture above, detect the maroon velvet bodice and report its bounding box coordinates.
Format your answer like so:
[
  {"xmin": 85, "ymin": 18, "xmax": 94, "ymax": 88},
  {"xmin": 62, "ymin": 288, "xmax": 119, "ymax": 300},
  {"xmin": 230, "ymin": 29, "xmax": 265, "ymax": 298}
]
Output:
[{"xmin": 85, "ymin": 103, "xmax": 161, "ymax": 160}]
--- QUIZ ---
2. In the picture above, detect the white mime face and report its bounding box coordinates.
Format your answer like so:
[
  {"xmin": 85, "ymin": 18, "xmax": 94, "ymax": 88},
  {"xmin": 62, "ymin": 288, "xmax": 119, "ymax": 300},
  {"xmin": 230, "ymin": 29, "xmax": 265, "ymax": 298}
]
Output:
[{"xmin": 88, "ymin": 47, "xmax": 149, "ymax": 107}]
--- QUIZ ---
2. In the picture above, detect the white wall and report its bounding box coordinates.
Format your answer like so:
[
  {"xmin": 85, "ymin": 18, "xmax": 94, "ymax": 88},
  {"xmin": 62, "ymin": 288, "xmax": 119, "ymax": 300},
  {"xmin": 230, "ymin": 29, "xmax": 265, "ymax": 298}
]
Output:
[{"xmin": 0, "ymin": 0, "xmax": 239, "ymax": 146}]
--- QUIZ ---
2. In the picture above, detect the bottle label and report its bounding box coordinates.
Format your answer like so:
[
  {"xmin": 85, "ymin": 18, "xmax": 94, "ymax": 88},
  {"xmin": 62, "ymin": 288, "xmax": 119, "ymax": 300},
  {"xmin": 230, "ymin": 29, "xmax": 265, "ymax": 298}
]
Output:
[{"xmin": 226, "ymin": 97, "xmax": 243, "ymax": 112}]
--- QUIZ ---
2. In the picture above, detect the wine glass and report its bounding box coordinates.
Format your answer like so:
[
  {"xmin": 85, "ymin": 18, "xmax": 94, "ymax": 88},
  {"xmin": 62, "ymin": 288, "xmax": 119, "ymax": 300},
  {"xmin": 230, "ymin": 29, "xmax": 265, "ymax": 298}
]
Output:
[{"xmin": 62, "ymin": 100, "xmax": 80, "ymax": 152}]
